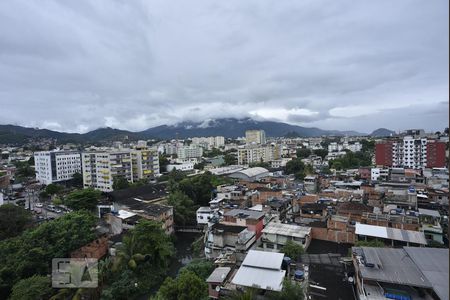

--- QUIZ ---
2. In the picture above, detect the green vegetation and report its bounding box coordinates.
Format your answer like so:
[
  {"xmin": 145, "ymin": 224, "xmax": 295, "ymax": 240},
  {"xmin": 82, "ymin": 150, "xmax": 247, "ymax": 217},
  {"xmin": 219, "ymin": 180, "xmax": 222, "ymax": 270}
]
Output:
[
  {"xmin": 71, "ymin": 172, "xmax": 83, "ymax": 187},
  {"xmin": 280, "ymin": 240, "xmax": 305, "ymax": 260},
  {"xmin": 329, "ymin": 151, "xmax": 371, "ymax": 170},
  {"xmin": 226, "ymin": 279, "xmax": 305, "ymax": 300},
  {"xmin": 153, "ymin": 269, "xmax": 208, "ymax": 300},
  {"xmin": 112, "ymin": 175, "xmax": 130, "ymax": 190},
  {"xmin": 45, "ymin": 183, "xmax": 63, "ymax": 195},
  {"xmin": 285, "ymin": 159, "xmax": 307, "ymax": 180},
  {"xmin": 179, "ymin": 259, "xmax": 214, "ymax": 280},
  {"xmin": 159, "ymin": 155, "xmax": 170, "ymax": 173},
  {"xmin": 0, "ymin": 211, "xmax": 96, "ymax": 298},
  {"xmin": 0, "ymin": 204, "xmax": 32, "ymax": 241},
  {"xmin": 103, "ymin": 220, "xmax": 175, "ymax": 299},
  {"xmin": 13, "ymin": 161, "xmax": 34, "ymax": 180},
  {"xmin": 10, "ymin": 275, "xmax": 53, "ymax": 300},
  {"xmin": 266, "ymin": 279, "xmax": 305, "ymax": 300},
  {"xmin": 361, "ymin": 139, "xmax": 375, "ymax": 153},
  {"xmin": 203, "ymin": 148, "xmax": 223, "ymax": 158},
  {"xmin": 222, "ymin": 150, "xmax": 237, "ymax": 166},
  {"xmin": 313, "ymin": 149, "xmax": 328, "ymax": 160},
  {"xmin": 167, "ymin": 190, "xmax": 197, "ymax": 226},
  {"xmin": 249, "ymin": 161, "xmax": 271, "ymax": 168},
  {"xmin": 296, "ymin": 148, "xmax": 311, "ymax": 159},
  {"xmin": 65, "ymin": 188, "xmax": 102, "ymax": 211}
]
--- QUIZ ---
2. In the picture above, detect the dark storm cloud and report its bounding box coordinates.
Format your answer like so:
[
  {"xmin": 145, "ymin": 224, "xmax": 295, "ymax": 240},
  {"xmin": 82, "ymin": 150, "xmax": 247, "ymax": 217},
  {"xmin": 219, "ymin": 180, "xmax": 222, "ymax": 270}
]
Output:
[{"xmin": 0, "ymin": 0, "xmax": 448, "ymax": 133}]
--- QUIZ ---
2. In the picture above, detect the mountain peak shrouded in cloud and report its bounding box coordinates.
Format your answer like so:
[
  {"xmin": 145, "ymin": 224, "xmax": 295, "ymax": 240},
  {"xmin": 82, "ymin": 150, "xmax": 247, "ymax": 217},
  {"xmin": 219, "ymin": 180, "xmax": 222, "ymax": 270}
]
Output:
[{"xmin": 0, "ymin": 1, "xmax": 448, "ymax": 133}]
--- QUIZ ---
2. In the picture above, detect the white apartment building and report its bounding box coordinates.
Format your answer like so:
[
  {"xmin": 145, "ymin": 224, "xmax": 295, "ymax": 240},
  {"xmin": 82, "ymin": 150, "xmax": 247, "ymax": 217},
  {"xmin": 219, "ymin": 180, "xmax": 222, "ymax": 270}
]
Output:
[
  {"xmin": 82, "ymin": 148, "xmax": 159, "ymax": 192},
  {"xmin": 237, "ymin": 144, "xmax": 281, "ymax": 165},
  {"xmin": 34, "ymin": 150, "xmax": 82, "ymax": 185},
  {"xmin": 392, "ymin": 136, "xmax": 428, "ymax": 169},
  {"xmin": 191, "ymin": 136, "xmax": 225, "ymax": 149},
  {"xmin": 245, "ymin": 130, "xmax": 266, "ymax": 145},
  {"xmin": 177, "ymin": 145, "xmax": 203, "ymax": 159},
  {"xmin": 328, "ymin": 141, "xmax": 362, "ymax": 153}
]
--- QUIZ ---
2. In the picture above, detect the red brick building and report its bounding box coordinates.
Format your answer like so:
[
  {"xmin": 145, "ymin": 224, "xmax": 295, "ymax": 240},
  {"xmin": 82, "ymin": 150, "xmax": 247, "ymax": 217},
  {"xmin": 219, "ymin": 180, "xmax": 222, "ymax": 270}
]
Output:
[
  {"xmin": 375, "ymin": 142, "xmax": 394, "ymax": 166},
  {"xmin": 426, "ymin": 140, "xmax": 446, "ymax": 168}
]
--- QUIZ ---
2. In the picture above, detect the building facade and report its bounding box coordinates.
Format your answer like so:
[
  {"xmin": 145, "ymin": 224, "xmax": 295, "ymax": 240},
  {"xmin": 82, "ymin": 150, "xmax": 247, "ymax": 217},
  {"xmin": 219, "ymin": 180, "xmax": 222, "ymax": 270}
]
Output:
[
  {"xmin": 177, "ymin": 145, "xmax": 203, "ymax": 159},
  {"xmin": 237, "ymin": 144, "xmax": 281, "ymax": 165},
  {"xmin": 245, "ymin": 130, "xmax": 266, "ymax": 145},
  {"xmin": 82, "ymin": 149, "xmax": 159, "ymax": 192},
  {"xmin": 34, "ymin": 150, "xmax": 81, "ymax": 184},
  {"xmin": 376, "ymin": 137, "xmax": 446, "ymax": 168}
]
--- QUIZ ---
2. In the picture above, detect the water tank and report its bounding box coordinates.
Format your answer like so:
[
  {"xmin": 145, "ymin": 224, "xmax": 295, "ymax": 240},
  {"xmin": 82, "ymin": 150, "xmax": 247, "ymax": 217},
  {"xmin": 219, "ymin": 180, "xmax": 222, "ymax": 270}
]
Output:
[
  {"xmin": 294, "ymin": 270, "xmax": 304, "ymax": 281},
  {"xmin": 282, "ymin": 257, "xmax": 291, "ymax": 270}
]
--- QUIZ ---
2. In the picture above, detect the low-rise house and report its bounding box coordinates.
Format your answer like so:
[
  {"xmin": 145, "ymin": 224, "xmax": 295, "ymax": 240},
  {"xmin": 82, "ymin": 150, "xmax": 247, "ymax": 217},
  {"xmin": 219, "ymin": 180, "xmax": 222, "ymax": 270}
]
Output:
[
  {"xmin": 206, "ymin": 267, "xmax": 232, "ymax": 299},
  {"xmin": 222, "ymin": 209, "xmax": 265, "ymax": 239},
  {"xmin": 197, "ymin": 206, "xmax": 215, "ymax": 225},
  {"xmin": 205, "ymin": 223, "xmax": 256, "ymax": 261},
  {"xmin": 418, "ymin": 208, "xmax": 444, "ymax": 244},
  {"xmin": 261, "ymin": 222, "xmax": 311, "ymax": 253},
  {"xmin": 352, "ymin": 246, "xmax": 448, "ymax": 300},
  {"xmin": 231, "ymin": 250, "xmax": 286, "ymax": 292}
]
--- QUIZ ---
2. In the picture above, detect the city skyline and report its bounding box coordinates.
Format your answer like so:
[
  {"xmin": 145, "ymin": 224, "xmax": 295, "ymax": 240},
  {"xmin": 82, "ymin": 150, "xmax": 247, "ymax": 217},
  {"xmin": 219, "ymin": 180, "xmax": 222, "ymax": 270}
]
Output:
[{"xmin": 0, "ymin": 0, "xmax": 448, "ymax": 133}]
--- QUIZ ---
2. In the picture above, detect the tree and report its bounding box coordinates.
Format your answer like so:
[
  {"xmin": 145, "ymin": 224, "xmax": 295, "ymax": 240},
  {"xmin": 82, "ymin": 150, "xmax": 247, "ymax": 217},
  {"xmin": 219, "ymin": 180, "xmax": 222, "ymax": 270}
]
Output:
[
  {"xmin": 285, "ymin": 159, "xmax": 306, "ymax": 180},
  {"xmin": 101, "ymin": 270, "xmax": 140, "ymax": 300},
  {"xmin": 45, "ymin": 183, "xmax": 63, "ymax": 195},
  {"xmin": 179, "ymin": 259, "xmax": 215, "ymax": 280},
  {"xmin": 109, "ymin": 220, "xmax": 175, "ymax": 296},
  {"xmin": 361, "ymin": 139, "xmax": 375, "ymax": 153},
  {"xmin": 0, "ymin": 204, "xmax": 32, "ymax": 241},
  {"xmin": 167, "ymin": 190, "xmax": 197, "ymax": 226},
  {"xmin": 0, "ymin": 211, "xmax": 96, "ymax": 298},
  {"xmin": 112, "ymin": 176, "xmax": 130, "ymax": 190},
  {"xmin": 178, "ymin": 172, "xmax": 215, "ymax": 206},
  {"xmin": 155, "ymin": 270, "xmax": 208, "ymax": 300},
  {"xmin": 223, "ymin": 153, "xmax": 237, "ymax": 166},
  {"xmin": 281, "ymin": 240, "xmax": 304, "ymax": 260},
  {"xmin": 71, "ymin": 172, "xmax": 83, "ymax": 187},
  {"xmin": 14, "ymin": 161, "xmax": 34, "ymax": 179},
  {"xmin": 313, "ymin": 149, "xmax": 328, "ymax": 160},
  {"xmin": 10, "ymin": 275, "xmax": 53, "ymax": 300},
  {"xmin": 266, "ymin": 278, "xmax": 305, "ymax": 300},
  {"xmin": 159, "ymin": 155, "xmax": 170, "ymax": 173},
  {"xmin": 296, "ymin": 148, "xmax": 311, "ymax": 159},
  {"xmin": 65, "ymin": 188, "xmax": 101, "ymax": 211}
]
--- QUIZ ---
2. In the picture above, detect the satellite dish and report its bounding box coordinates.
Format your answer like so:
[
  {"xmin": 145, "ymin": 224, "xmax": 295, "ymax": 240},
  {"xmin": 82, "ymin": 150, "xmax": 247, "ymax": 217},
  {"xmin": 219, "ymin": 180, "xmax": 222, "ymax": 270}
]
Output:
[{"xmin": 215, "ymin": 286, "xmax": 221, "ymax": 292}]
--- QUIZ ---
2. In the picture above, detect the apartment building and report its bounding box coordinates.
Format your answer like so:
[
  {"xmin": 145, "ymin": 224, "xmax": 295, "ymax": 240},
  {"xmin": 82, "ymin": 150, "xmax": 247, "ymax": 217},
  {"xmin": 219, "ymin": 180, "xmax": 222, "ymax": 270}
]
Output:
[
  {"xmin": 34, "ymin": 150, "xmax": 81, "ymax": 184},
  {"xmin": 237, "ymin": 144, "xmax": 281, "ymax": 165},
  {"xmin": 177, "ymin": 145, "xmax": 203, "ymax": 159},
  {"xmin": 245, "ymin": 129, "xmax": 266, "ymax": 144},
  {"xmin": 82, "ymin": 148, "xmax": 159, "ymax": 192},
  {"xmin": 376, "ymin": 136, "xmax": 446, "ymax": 168},
  {"xmin": 191, "ymin": 136, "xmax": 225, "ymax": 149}
]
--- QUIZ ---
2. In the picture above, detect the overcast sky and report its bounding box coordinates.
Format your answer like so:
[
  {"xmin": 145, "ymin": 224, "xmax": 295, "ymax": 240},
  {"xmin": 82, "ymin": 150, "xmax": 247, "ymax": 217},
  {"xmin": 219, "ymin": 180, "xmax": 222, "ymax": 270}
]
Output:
[{"xmin": 0, "ymin": 0, "xmax": 448, "ymax": 134}]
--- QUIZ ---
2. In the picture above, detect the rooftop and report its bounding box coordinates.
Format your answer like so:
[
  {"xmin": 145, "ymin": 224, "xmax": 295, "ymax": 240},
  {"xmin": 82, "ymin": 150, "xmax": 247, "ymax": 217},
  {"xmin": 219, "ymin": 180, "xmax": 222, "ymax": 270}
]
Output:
[
  {"xmin": 206, "ymin": 267, "xmax": 232, "ymax": 283},
  {"xmin": 224, "ymin": 209, "xmax": 265, "ymax": 220},
  {"xmin": 354, "ymin": 247, "xmax": 431, "ymax": 288},
  {"xmin": 355, "ymin": 223, "xmax": 427, "ymax": 245},
  {"xmin": 262, "ymin": 222, "xmax": 311, "ymax": 238},
  {"xmin": 418, "ymin": 208, "xmax": 441, "ymax": 218},
  {"xmin": 231, "ymin": 250, "xmax": 285, "ymax": 291}
]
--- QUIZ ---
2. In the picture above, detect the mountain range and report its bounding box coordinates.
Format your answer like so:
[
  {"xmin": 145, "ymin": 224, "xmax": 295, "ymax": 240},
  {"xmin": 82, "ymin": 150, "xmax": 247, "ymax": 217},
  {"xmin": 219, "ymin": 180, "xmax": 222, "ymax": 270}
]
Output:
[{"xmin": 0, "ymin": 118, "xmax": 392, "ymax": 145}]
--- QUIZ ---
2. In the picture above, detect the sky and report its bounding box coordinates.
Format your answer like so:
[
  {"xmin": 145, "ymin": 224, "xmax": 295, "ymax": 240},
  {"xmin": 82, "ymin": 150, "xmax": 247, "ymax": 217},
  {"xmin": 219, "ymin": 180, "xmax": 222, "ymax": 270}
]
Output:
[{"xmin": 0, "ymin": 0, "xmax": 448, "ymax": 134}]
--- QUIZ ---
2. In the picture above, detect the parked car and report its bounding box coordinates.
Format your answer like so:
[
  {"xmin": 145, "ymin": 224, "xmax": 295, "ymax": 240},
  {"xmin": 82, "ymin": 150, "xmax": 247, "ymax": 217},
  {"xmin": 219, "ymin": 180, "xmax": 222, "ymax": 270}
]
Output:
[
  {"xmin": 35, "ymin": 203, "xmax": 43, "ymax": 208},
  {"xmin": 55, "ymin": 209, "xmax": 62, "ymax": 213}
]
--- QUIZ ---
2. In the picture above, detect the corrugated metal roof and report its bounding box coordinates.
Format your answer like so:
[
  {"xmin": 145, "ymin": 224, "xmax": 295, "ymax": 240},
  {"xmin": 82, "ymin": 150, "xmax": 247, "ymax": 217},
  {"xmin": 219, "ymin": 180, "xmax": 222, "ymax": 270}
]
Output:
[
  {"xmin": 241, "ymin": 250, "xmax": 284, "ymax": 270},
  {"xmin": 224, "ymin": 209, "xmax": 265, "ymax": 220},
  {"xmin": 358, "ymin": 247, "xmax": 432, "ymax": 288},
  {"xmin": 231, "ymin": 266, "xmax": 285, "ymax": 291},
  {"xmin": 404, "ymin": 247, "xmax": 449, "ymax": 300},
  {"xmin": 262, "ymin": 222, "xmax": 311, "ymax": 238},
  {"xmin": 355, "ymin": 223, "xmax": 427, "ymax": 245},
  {"xmin": 418, "ymin": 208, "xmax": 441, "ymax": 218}
]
